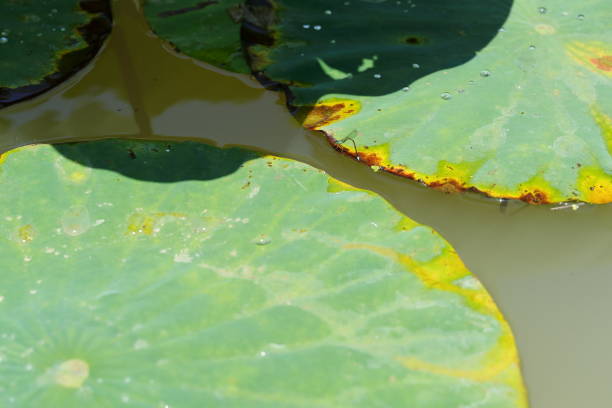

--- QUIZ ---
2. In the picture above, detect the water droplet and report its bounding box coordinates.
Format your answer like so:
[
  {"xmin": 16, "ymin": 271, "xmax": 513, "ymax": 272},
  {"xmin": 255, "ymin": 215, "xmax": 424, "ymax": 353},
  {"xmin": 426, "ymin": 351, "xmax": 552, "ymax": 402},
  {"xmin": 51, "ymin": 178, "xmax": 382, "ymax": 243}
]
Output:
[
  {"xmin": 401, "ymin": 86, "xmax": 410, "ymax": 92},
  {"xmin": 529, "ymin": 45, "xmax": 536, "ymax": 50},
  {"xmin": 324, "ymin": 10, "xmax": 332, "ymax": 15},
  {"xmin": 313, "ymin": 25, "xmax": 322, "ymax": 30},
  {"xmin": 61, "ymin": 206, "xmax": 91, "ymax": 236},
  {"xmin": 302, "ymin": 24, "xmax": 310, "ymax": 29},
  {"xmin": 373, "ymin": 73, "xmax": 382, "ymax": 79},
  {"xmin": 440, "ymin": 92, "xmax": 452, "ymax": 100},
  {"xmin": 24, "ymin": 14, "xmax": 41, "ymax": 23},
  {"xmin": 133, "ymin": 339, "xmax": 150, "ymax": 350},
  {"xmin": 0, "ymin": 37, "xmax": 8, "ymax": 44},
  {"xmin": 480, "ymin": 70, "xmax": 491, "ymax": 77},
  {"xmin": 577, "ymin": 14, "xmax": 585, "ymax": 20},
  {"xmin": 254, "ymin": 235, "xmax": 271, "ymax": 246},
  {"xmin": 538, "ymin": 6, "xmax": 547, "ymax": 14},
  {"xmin": 412, "ymin": 63, "xmax": 420, "ymax": 68}
]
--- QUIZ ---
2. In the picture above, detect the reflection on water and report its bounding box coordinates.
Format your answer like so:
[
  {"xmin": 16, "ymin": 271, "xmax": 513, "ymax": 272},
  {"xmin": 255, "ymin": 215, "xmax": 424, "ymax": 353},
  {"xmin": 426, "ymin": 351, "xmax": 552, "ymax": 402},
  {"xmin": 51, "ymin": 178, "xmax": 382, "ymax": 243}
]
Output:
[{"xmin": 0, "ymin": 0, "xmax": 611, "ymax": 407}]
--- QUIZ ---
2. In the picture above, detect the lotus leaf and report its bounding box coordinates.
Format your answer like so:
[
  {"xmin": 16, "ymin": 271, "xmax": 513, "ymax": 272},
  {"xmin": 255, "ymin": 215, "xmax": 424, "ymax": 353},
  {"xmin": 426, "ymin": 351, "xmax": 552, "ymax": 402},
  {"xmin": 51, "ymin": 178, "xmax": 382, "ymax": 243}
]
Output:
[
  {"xmin": 143, "ymin": 0, "xmax": 250, "ymax": 73},
  {"xmin": 244, "ymin": 0, "xmax": 612, "ymax": 204},
  {"xmin": 0, "ymin": 139, "xmax": 526, "ymax": 407},
  {"xmin": 0, "ymin": 0, "xmax": 112, "ymax": 108}
]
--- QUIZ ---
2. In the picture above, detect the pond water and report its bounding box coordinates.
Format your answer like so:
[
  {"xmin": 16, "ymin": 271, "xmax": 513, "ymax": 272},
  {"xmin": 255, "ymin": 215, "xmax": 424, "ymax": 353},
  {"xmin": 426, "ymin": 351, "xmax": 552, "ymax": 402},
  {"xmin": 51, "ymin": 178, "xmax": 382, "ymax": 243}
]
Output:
[{"xmin": 1, "ymin": 1, "xmax": 611, "ymax": 406}]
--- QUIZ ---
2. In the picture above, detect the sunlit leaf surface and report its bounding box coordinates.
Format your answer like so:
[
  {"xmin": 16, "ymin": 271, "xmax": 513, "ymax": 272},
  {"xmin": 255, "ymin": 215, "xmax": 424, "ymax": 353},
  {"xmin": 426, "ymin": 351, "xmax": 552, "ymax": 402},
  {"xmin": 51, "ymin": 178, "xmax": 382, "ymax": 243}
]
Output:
[
  {"xmin": 0, "ymin": 140, "xmax": 526, "ymax": 407},
  {"xmin": 245, "ymin": 0, "xmax": 612, "ymax": 204}
]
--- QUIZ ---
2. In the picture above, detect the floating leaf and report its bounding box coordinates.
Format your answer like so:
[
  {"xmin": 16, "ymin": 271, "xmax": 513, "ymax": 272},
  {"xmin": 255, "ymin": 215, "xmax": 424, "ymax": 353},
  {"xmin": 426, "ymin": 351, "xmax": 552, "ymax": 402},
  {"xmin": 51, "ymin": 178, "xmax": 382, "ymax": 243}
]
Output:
[
  {"xmin": 245, "ymin": 0, "xmax": 612, "ymax": 204},
  {"xmin": 0, "ymin": 0, "xmax": 112, "ymax": 108},
  {"xmin": 143, "ymin": 0, "xmax": 250, "ymax": 73},
  {"xmin": 0, "ymin": 140, "xmax": 526, "ymax": 407}
]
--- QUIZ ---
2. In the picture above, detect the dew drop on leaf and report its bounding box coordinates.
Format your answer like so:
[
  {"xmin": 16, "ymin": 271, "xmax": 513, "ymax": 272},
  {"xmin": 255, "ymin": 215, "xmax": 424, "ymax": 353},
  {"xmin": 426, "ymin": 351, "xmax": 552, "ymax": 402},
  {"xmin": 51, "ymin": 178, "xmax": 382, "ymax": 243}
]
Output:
[
  {"xmin": 61, "ymin": 206, "xmax": 91, "ymax": 236},
  {"xmin": 254, "ymin": 235, "xmax": 272, "ymax": 246}
]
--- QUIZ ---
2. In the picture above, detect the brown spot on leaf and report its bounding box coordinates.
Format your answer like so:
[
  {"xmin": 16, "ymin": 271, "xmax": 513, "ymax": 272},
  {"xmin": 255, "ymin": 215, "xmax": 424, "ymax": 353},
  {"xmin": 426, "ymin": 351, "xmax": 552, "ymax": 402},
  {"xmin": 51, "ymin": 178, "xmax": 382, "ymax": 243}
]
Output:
[
  {"xmin": 300, "ymin": 104, "xmax": 345, "ymax": 129},
  {"xmin": 519, "ymin": 190, "xmax": 550, "ymax": 205},
  {"xmin": 296, "ymin": 99, "xmax": 361, "ymax": 130},
  {"xmin": 591, "ymin": 56, "xmax": 612, "ymax": 71},
  {"xmin": 325, "ymin": 135, "xmax": 558, "ymax": 205},
  {"xmin": 356, "ymin": 151, "xmax": 383, "ymax": 166},
  {"xmin": 430, "ymin": 180, "xmax": 464, "ymax": 194}
]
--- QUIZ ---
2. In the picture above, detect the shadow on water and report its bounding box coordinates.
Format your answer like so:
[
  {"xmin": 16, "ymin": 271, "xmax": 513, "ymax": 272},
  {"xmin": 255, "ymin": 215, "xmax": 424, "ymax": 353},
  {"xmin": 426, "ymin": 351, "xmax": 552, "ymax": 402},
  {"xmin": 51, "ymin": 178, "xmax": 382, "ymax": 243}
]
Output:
[
  {"xmin": 54, "ymin": 139, "xmax": 259, "ymax": 183},
  {"xmin": 243, "ymin": 0, "xmax": 514, "ymax": 105}
]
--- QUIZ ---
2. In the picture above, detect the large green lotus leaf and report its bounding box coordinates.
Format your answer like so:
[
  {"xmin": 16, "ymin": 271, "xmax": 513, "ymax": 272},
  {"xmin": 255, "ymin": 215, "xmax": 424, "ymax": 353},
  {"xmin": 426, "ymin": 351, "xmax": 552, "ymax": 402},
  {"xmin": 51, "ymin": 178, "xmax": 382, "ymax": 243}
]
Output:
[
  {"xmin": 0, "ymin": 140, "xmax": 526, "ymax": 407},
  {"xmin": 245, "ymin": 0, "xmax": 612, "ymax": 204},
  {"xmin": 0, "ymin": 0, "xmax": 112, "ymax": 108},
  {"xmin": 143, "ymin": 0, "xmax": 250, "ymax": 73}
]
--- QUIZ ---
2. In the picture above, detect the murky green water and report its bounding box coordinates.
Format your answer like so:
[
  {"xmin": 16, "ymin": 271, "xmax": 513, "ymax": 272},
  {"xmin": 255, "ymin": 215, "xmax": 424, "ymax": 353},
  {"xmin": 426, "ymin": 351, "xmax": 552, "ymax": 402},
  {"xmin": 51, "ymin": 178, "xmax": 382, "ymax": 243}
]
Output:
[{"xmin": 1, "ymin": 1, "xmax": 611, "ymax": 406}]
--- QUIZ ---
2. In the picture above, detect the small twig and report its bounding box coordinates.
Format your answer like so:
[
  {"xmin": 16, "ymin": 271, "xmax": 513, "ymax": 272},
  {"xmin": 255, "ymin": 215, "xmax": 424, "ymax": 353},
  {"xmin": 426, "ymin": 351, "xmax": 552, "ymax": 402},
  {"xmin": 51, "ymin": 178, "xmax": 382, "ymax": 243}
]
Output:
[{"xmin": 551, "ymin": 202, "xmax": 584, "ymax": 211}]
